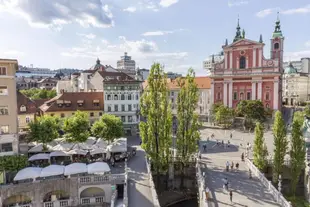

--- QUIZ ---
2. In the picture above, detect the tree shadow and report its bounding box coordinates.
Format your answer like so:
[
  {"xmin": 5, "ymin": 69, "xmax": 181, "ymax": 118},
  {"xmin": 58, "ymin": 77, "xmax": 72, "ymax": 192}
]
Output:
[{"xmin": 199, "ymin": 140, "xmax": 239, "ymax": 154}]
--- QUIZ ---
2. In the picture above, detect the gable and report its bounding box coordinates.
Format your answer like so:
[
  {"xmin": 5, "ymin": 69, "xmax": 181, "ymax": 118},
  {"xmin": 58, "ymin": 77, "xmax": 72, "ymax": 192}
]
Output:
[{"xmin": 225, "ymin": 39, "xmax": 263, "ymax": 48}]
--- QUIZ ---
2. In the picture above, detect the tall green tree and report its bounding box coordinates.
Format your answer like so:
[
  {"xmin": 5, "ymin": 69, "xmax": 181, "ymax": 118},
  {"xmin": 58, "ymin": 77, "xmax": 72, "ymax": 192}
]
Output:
[
  {"xmin": 28, "ymin": 115, "xmax": 60, "ymax": 149},
  {"xmin": 253, "ymin": 122, "xmax": 268, "ymax": 171},
  {"xmin": 139, "ymin": 63, "xmax": 172, "ymax": 176},
  {"xmin": 91, "ymin": 114, "xmax": 123, "ymax": 143},
  {"xmin": 215, "ymin": 105, "xmax": 234, "ymax": 128},
  {"xmin": 290, "ymin": 118, "xmax": 306, "ymax": 197},
  {"xmin": 237, "ymin": 100, "xmax": 265, "ymax": 122},
  {"xmin": 272, "ymin": 111, "xmax": 288, "ymax": 183},
  {"xmin": 63, "ymin": 111, "xmax": 90, "ymax": 143},
  {"xmin": 176, "ymin": 69, "xmax": 201, "ymax": 188}
]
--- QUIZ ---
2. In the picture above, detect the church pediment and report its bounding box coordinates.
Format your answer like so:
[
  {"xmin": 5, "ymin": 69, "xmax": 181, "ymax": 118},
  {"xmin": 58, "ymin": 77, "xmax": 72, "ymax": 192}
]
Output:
[{"xmin": 225, "ymin": 39, "xmax": 263, "ymax": 48}]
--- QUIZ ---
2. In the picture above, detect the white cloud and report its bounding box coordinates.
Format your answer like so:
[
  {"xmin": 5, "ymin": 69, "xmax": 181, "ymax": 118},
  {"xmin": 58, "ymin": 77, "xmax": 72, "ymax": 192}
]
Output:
[
  {"xmin": 284, "ymin": 51, "xmax": 310, "ymax": 62},
  {"xmin": 77, "ymin": 33, "xmax": 96, "ymax": 39},
  {"xmin": 256, "ymin": 8, "xmax": 276, "ymax": 18},
  {"xmin": 123, "ymin": 6, "xmax": 137, "ymax": 13},
  {"xmin": 228, "ymin": 0, "xmax": 248, "ymax": 7},
  {"xmin": 306, "ymin": 41, "xmax": 310, "ymax": 47},
  {"xmin": 159, "ymin": 0, "xmax": 179, "ymax": 8},
  {"xmin": 282, "ymin": 4, "xmax": 310, "ymax": 15},
  {"xmin": 119, "ymin": 36, "xmax": 158, "ymax": 53},
  {"xmin": 0, "ymin": 0, "xmax": 114, "ymax": 30},
  {"xmin": 0, "ymin": 50, "xmax": 25, "ymax": 59},
  {"xmin": 142, "ymin": 29, "xmax": 186, "ymax": 36}
]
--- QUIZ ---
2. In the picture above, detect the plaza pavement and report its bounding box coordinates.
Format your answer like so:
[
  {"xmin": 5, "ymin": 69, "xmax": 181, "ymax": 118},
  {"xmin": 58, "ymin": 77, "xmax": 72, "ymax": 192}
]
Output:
[
  {"xmin": 127, "ymin": 136, "xmax": 155, "ymax": 207},
  {"xmin": 200, "ymin": 127, "xmax": 280, "ymax": 207}
]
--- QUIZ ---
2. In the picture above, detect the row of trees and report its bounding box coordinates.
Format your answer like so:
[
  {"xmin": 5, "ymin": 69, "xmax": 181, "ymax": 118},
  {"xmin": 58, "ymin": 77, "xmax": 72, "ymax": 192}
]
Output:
[
  {"xmin": 139, "ymin": 63, "xmax": 200, "ymax": 187},
  {"xmin": 253, "ymin": 111, "xmax": 305, "ymax": 197},
  {"xmin": 28, "ymin": 111, "xmax": 123, "ymax": 149},
  {"xmin": 20, "ymin": 88, "xmax": 57, "ymax": 100}
]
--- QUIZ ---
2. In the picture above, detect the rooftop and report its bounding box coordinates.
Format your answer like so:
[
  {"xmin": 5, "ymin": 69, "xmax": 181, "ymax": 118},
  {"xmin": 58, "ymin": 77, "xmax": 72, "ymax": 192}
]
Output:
[{"xmin": 17, "ymin": 91, "xmax": 38, "ymax": 115}]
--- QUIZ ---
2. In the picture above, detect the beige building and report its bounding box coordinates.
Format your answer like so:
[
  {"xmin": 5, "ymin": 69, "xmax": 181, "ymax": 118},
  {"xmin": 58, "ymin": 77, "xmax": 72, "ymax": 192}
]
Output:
[{"xmin": 0, "ymin": 59, "xmax": 19, "ymax": 156}]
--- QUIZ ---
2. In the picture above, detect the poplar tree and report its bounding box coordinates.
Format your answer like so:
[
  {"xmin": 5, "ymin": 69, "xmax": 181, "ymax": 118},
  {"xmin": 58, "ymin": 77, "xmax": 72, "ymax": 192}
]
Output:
[
  {"xmin": 176, "ymin": 68, "xmax": 200, "ymax": 188},
  {"xmin": 290, "ymin": 117, "xmax": 305, "ymax": 197},
  {"xmin": 253, "ymin": 122, "xmax": 268, "ymax": 171},
  {"xmin": 139, "ymin": 63, "xmax": 172, "ymax": 177},
  {"xmin": 272, "ymin": 111, "xmax": 288, "ymax": 183}
]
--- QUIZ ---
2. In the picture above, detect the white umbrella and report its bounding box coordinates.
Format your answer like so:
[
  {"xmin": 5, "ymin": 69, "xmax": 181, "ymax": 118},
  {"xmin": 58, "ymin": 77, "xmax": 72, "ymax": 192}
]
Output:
[
  {"xmin": 52, "ymin": 143, "xmax": 74, "ymax": 151},
  {"xmin": 87, "ymin": 162, "xmax": 110, "ymax": 174},
  {"xmin": 50, "ymin": 151, "xmax": 69, "ymax": 157},
  {"xmin": 90, "ymin": 147, "xmax": 106, "ymax": 155},
  {"xmin": 95, "ymin": 138, "xmax": 108, "ymax": 148},
  {"xmin": 40, "ymin": 165, "xmax": 65, "ymax": 177},
  {"xmin": 14, "ymin": 167, "xmax": 42, "ymax": 181},
  {"xmin": 72, "ymin": 143, "xmax": 93, "ymax": 150},
  {"xmin": 67, "ymin": 148, "xmax": 88, "ymax": 155},
  {"xmin": 85, "ymin": 137, "xmax": 97, "ymax": 145},
  {"xmin": 107, "ymin": 142, "xmax": 127, "ymax": 153},
  {"xmin": 64, "ymin": 163, "xmax": 87, "ymax": 176},
  {"xmin": 28, "ymin": 153, "xmax": 50, "ymax": 161}
]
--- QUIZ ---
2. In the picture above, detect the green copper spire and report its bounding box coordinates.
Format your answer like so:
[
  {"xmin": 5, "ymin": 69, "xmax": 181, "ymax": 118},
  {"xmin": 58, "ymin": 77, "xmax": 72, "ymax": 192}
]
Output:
[
  {"xmin": 233, "ymin": 17, "xmax": 243, "ymax": 42},
  {"xmin": 259, "ymin": 34, "xmax": 263, "ymax": 43},
  {"xmin": 273, "ymin": 12, "xmax": 283, "ymax": 38},
  {"xmin": 225, "ymin": 38, "xmax": 228, "ymax": 46}
]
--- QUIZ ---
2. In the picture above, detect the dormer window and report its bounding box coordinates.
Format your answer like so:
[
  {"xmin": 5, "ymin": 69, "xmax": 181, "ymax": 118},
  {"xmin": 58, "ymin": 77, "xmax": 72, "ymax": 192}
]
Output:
[
  {"xmin": 65, "ymin": 100, "xmax": 71, "ymax": 107},
  {"xmin": 77, "ymin": 100, "xmax": 84, "ymax": 106},
  {"xmin": 239, "ymin": 56, "xmax": 246, "ymax": 69},
  {"xmin": 20, "ymin": 105, "xmax": 27, "ymax": 112},
  {"xmin": 93, "ymin": 100, "xmax": 100, "ymax": 107}
]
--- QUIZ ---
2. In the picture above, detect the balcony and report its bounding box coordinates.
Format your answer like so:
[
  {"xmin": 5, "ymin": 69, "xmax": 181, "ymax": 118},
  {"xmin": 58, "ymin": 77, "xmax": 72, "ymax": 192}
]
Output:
[
  {"xmin": 80, "ymin": 197, "xmax": 106, "ymax": 205},
  {"xmin": 43, "ymin": 200, "xmax": 71, "ymax": 207},
  {"xmin": 78, "ymin": 174, "xmax": 125, "ymax": 185}
]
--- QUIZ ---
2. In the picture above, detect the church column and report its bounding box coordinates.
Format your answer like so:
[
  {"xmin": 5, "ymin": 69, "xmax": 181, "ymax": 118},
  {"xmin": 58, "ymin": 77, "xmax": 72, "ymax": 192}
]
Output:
[
  {"xmin": 257, "ymin": 81, "xmax": 262, "ymax": 100},
  {"xmin": 229, "ymin": 52, "xmax": 233, "ymax": 69},
  {"xmin": 224, "ymin": 82, "xmax": 228, "ymax": 106},
  {"xmin": 251, "ymin": 81, "xmax": 256, "ymax": 100},
  {"xmin": 258, "ymin": 49, "xmax": 262, "ymax": 67},
  {"xmin": 224, "ymin": 53, "xmax": 228, "ymax": 68},
  {"xmin": 228, "ymin": 81, "xmax": 233, "ymax": 108},
  {"xmin": 253, "ymin": 49, "xmax": 256, "ymax": 67},
  {"xmin": 273, "ymin": 79, "xmax": 279, "ymax": 110},
  {"xmin": 210, "ymin": 81, "xmax": 214, "ymax": 105}
]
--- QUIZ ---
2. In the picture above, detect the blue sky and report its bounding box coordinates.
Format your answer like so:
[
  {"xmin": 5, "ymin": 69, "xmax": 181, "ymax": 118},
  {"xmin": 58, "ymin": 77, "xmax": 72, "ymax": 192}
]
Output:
[{"xmin": 0, "ymin": 0, "xmax": 309, "ymax": 75}]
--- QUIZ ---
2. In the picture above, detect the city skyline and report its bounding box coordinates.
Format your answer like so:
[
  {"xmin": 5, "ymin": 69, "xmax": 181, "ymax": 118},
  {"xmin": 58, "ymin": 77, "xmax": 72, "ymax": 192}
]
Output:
[{"xmin": 0, "ymin": 0, "xmax": 309, "ymax": 75}]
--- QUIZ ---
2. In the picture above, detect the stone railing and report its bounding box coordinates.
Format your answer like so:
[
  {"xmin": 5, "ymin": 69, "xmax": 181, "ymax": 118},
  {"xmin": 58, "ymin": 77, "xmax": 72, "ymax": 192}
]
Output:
[
  {"xmin": 110, "ymin": 188, "xmax": 118, "ymax": 207},
  {"xmin": 43, "ymin": 200, "xmax": 71, "ymax": 207},
  {"xmin": 245, "ymin": 158, "xmax": 292, "ymax": 207},
  {"xmin": 146, "ymin": 158, "xmax": 161, "ymax": 207},
  {"xmin": 8, "ymin": 204, "xmax": 32, "ymax": 207},
  {"xmin": 196, "ymin": 159, "xmax": 208, "ymax": 207},
  {"xmin": 80, "ymin": 196, "xmax": 105, "ymax": 205},
  {"xmin": 78, "ymin": 174, "xmax": 125, "ymax": 185}
]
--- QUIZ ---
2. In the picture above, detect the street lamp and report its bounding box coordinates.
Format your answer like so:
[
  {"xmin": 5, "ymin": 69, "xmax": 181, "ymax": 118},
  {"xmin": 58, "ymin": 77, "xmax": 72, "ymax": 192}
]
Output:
[{"xmin": 278, "ymin": 174, "xmax": 282, "ymax": 192}]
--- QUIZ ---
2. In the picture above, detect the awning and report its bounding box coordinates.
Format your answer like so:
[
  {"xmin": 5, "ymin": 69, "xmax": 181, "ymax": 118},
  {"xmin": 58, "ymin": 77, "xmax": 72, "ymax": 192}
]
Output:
[
  {"xmin": 90, "ymin": 148, "xmax": 106, "ymax": 155},
  {"xmin": 64, "ymin": 163, "xmax": 87, "ymax": 176},
  {"xmin": 67, "ymin": 149, "xmax": 88, "ymax": 155},
  {"xmin": 14, "ymin": 167, "xmax": 42, "ymax": 181},
  {"xmin": 50, "ymin": 151, "xmax": 70, "ymax": 157},
  {"xmin": 28, "ymin": 143, "xmax": 53, "ymax": 153},
  {"xmin": 107, "ymin": 142, "xmax": 127, "ymax": 153},
  {"xmin": 28, "ymin": 153, "xmax": 50, "ymax": 161},
  {"xmin": 52, "ymin": 143, "xmax": 74, "ymax": 151},
  {"xmin": 95, "ymin": 138, "xmax": 108, "ymax": 148},
  {"xmin": 40, "ymin": 165, "xmax": 65, "ymax": 177},
  {"xmin": 87, "ymin": 162, "xmax": 110, "ymax": 174}
]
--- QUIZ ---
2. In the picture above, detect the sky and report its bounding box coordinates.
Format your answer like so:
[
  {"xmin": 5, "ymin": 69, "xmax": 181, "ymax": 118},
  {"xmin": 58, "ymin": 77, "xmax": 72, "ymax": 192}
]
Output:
[{"xmin": 0, "ymin": 0, "xmax": 309, "ymax": 75}]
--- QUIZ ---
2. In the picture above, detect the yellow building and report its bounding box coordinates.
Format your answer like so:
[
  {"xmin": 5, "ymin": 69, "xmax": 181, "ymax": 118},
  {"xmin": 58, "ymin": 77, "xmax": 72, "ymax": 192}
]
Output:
[{"xmin": 39, "ymin": 92, "xmax": 104, "ymax": 123}]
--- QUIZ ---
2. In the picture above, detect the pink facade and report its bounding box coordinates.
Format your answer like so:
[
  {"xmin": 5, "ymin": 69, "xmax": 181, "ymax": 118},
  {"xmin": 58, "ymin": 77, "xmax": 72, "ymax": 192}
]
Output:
[{"xmin": 210, "ymin": 18, "xmax": 284, "ymax": 110}]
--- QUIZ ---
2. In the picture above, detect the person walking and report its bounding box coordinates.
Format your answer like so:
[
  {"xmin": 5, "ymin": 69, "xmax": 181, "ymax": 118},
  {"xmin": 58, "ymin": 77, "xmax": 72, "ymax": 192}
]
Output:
[
  {"xmin": 230, "ymin": 132, "xmax": 232, "ymax": 139},
  {"xmin": 226, "ymin": 161, "xmax": 230, "ymax": 172},
  {"xmin": 236, "ymin": 162, "xmax": 239, "ymax": 170},
  {"xmin": 229, "ymin": 190, "xmax": 233, "ymax": 203},
  {"xmin": 231, "ymin": 161, "xmax": 234, "ymax": 170}
]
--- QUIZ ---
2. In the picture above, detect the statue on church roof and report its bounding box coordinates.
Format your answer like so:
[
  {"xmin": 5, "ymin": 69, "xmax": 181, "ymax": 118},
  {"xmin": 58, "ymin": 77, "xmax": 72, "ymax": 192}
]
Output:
[
  {"xmin": 242, "ymin": 29, "xmax": 245, "ymax": 39},
  {"xmin": 259, "ymin": 34, "xmax": 263, "ymax": 43}
]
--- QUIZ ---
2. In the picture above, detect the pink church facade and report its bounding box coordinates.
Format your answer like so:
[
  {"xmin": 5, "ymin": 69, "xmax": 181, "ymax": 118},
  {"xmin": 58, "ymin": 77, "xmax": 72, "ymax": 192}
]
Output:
[{"xmin": 210, "ymin": 17, "xmax": 284, "ymax": 110}]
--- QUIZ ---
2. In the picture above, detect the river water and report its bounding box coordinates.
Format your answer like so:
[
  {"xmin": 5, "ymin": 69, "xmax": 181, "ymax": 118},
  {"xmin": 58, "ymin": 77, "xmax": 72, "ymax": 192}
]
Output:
[{"xmin": 169, "ymin": 198, "xmax": 198, "ymax": 207}]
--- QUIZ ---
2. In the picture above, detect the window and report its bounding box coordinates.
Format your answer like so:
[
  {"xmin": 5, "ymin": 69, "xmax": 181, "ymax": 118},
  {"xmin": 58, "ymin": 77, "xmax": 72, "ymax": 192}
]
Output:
[
  {"xmin": 89, "ymin": 112, "xmax": 94, "ymax": 117},
  {"xmin": 20, "ymin": 105, "xmax": 26, "ymax": 112},
  {"xmin": 128, "ymin": 94, "xmax": 132, "ymax": 100},
  {"xmin": 128, "ymin": 116, "xmax": 133, "ymax": 122},
  {"xmin": 0, "ymin": 106, "xmax": 8, "ymax": 115},
  {"xmin": 240, "ymin": 92, "xmax": 244, "ymax": 100},
  {"xmin": 128, "ymin": 104, "xmax": 132, "ymax": 111},
  {"xmin": 121, "ymin": 94, "xmax": 125, "ymax": 100},
  {"xmin": 121, "ymin": 105, "xmax": 125, "ymax": 111},
  {"xmin": 51, "ymin": 113, "xmax": 54, "ymax": 116},
  {"xmin": 108, "ymin": 105, "xmax": 111, "ymax": 112},
  {"xmin": 1, "ymin": 143, "xmax": 13, "ymax": 152},
  {"xmin": 266, "ymin": 103, "xmax": 270, "ymax": 108},
  {"xmin": 99, "ymin": 112, "xmax": 103, "ymax": 116},
  {"xmin": 171, "ymin": 92, "xmax": 174, "ymax": 96},
  {"xmin": 0, "ymin": 125, "xmax": 9, "ymax": 134},
  {"xmin": 136, "ymin": 94, "xmax": 139, "ymax": 100},
  {"xmin": 247, "ymin": 92, "xmax": 251, "ymax": 100},
  {"xmin": 233, "ymin": 92, "xmax": 237, "ymax": 100},
  {"xmin": 239, "ymin": 56, "xmax": 246, "ymax": 69},
  {"xmin": 114, "ymin": 105, "xmax": 118, "ymax": 112},
  {"xmin": 114, "ymin": 95, "xmax": 118, "ymax": 100},
  {"xmin": 60, "ymin": 113, "xmax": 65, "ymax": 118},
  {"xmin": 265, "ymin": 92, "xmax": 270, "ymax": 101},
  {"xmin": 107, "ymin": 95, "xmax": 111, "ymax": 100},
  {"xmin": 274, "ymin": 43, "xmax": 279, "ymax": 50},
  {"xmin": 217, "ymin": 92, "xmax": 221, "ymax": 100},
  {"xmin": 121, "ymin": 116, "xmax": 126, "ymax": 122},
  {"xmin": 26, "ymin": 117, "xmax": 30, "ymax": 123},
  {"xmin": 120, "ymin": 86, "xmax": 125, "ymax": 90},
  {"xmin": 0, "ymin": 86, "xmax": 8, "ymax": 95},
  {"xmin": 0, "ymin": 67, "xmax": 7, "ymax": 75}
]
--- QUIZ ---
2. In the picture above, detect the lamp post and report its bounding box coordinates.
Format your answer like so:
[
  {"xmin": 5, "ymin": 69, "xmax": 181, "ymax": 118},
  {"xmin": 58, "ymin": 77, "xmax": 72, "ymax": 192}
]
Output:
[{"xmin": 278, "ymin": 174, "xmax": 282, "ymax": 192}]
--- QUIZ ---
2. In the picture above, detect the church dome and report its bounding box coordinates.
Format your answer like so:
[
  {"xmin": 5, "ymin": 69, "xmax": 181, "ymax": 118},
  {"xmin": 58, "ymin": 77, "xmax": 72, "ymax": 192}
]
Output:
[
  {"xmin": 285, "ymin": 63, "xmax": 297, "ymax": 74},
  {"xmin": 89, "ymin": 58, "xmax": 105, "ymax": 71}
]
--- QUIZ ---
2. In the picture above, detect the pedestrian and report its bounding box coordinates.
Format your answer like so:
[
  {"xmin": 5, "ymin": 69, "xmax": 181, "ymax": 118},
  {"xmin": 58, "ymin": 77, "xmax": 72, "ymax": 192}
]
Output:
[
  {"xmin": 236, "ymin": 162, "xmax": 239, "ymax": 170},
  {"xmin": 222, "ymin": 140, "xmax": 224, "ymax": 146},
  {"xmin": 231, "ymin": 161, "xmax": 234, "ymax": 170},
  {"xmin": 229, "ymin": 190, "xmax": 233, "ymax": 203},
  {"xmin": 241, "ymin": 152, "xmax": 244, "ymax": 161},
  {"xmin": 230, "ymin": 132, "xmax": 232, "ymax": 139},
  {"xmin": 249, "ymin": 169, "xmax": 252, "ymax": 179},
  {"xmin": 226, "ymin": 161, "xmax": 230, "ymax": 172}
]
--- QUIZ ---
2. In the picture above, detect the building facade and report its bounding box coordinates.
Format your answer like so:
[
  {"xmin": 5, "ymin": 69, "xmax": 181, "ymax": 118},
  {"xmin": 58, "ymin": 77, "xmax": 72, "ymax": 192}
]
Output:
[
  {"xmin": 282, "ymin": 63, "xmax": 310, "ymax": 105},
  {"xmin": 203, "ymin": 52, "xmax": 224, "ymax": 73},
  {"xmin": 117, "ymin": 52, "xmax": 136, "ymax": 71},
  {"xmin": 283, "ymin": 58, "xmax": 310, "ymax": 74},
  {"xmin": 0, "ymin": 59, "xmax": 19, "ymax": 156},
  {"xmin": 210, "ymin": 17, "xmax": 284, "ymax": 110},
  {"xmin": 166, "ymin": 72, "xmax": 182, "ymax": 79}
]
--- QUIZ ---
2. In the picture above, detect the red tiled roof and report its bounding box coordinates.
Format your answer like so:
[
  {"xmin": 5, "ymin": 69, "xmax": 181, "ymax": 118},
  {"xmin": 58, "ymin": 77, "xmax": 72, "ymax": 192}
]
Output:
[
  {"xmin": 17, "ymin": 91, "xmax": 38, "ymax": 115},
  {"xmin": 40, "ymin": 92, "xmax": 104, "ymax": 112}
]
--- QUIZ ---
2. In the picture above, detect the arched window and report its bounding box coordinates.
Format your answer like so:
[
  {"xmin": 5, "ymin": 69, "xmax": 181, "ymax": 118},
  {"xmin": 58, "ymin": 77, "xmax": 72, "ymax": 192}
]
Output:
[
  {"xmin": 121, "ymin": 94, "xmax": 125, "ymax": 100},
  {"xmin": 240, "ymin": 92, "xmax": 244, "ymax": 100},
  {"xmin": 239, "ymin": 56, "xmax": 246, "ymax": 69},
  {"xmin": 265, "ymin": 92, "xmax": 270, "ymax": 101},
  {"xmin": 20, "ymin": 105, "xmax": 26, "ymax": 112},
  {"xmin": 274, "ymin": 43, "xmax": 279, "ymax": 50},
  {"xmin": 114, "ymin": 95, "xmax": 118, "ymax": 100}
]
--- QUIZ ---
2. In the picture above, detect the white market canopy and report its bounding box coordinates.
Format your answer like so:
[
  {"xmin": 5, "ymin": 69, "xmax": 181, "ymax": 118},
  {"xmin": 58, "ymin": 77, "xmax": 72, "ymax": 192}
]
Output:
[
  {"xmin": 28, "ymin": 153, "xmax": 50, "ymax": 161},
  {"xmin": 72, "ymin": 143, "xmax": 93, "ymax": 150},
  {"xmin": 95, "ymin": 138, "xmax": 108, "ymax": 148},
  {"xmin": 14, "ymin": 167, "xmax": 42, "ymax": 181},
  {"xmin": 28, "ymin": 143, "xmax": 53, "ymax": 153},
  {"xmin": 90, "ymin": 147, "xmax": 106, "ymax": 155},
  {"xmin": 64, "ymin": 163, "xmax": 87, "ymax": 176},
  {"xmin": 85, "ymin": 137, "xmax": 97, "ymax": 145},
  {"xmin": 67, "ymin": 148, "xmax": 88, "ymax": 155},
  {"xmin": 52, "ymin": 143, "xmax": 74, "ymax": 151},
  {"xmin": 40, "ymin": 165, "xmax": 65, "ymax": 177},
  {"xmin": 87, "ymin": 162, "xmax": 110, "ymax": 174},
  {"xmin": 50, "ymin": 151, "xmax": 70, "ymax": 157}
]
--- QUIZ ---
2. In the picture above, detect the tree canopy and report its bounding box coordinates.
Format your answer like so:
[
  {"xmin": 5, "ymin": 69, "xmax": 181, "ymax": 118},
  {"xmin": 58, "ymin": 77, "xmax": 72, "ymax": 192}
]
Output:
[
  {"xmin": 63, "ymin": 111, "xmax": 90, "ymax": 143},
  {"xmin": 253, "ymin": 122, "xmax": 268, "ymax": 171},
  {"xmin": 236, "ymin": 100, "xmax": 265, "ymax": 121},
  {"xmin": 20, "ymin": 88, "xmax": 57, "ymax": 100},
  {"xmin": 215, "ymin": 104, "xmax": 234, "ymax": 128},
  {"xmin": 28, "ymin": 115, "xmax": 60, "ymax": 147},
  {"xmin": 0, "ymin": 155, "xmax": 28, "ymax": 172},
  {"xmin": 91, "ymin": 114, "xmax": 123, "ymax": 143}
]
